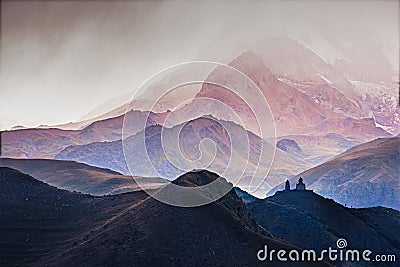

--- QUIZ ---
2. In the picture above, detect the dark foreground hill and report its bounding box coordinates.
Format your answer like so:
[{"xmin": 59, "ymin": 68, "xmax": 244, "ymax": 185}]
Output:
[
  {"xmin": 247, "ymin": 190, "xmax": 400, "ymax": 267},
  {"xmin": 0, "ymin": 168, "xmax": 330, "ymax": 267}
]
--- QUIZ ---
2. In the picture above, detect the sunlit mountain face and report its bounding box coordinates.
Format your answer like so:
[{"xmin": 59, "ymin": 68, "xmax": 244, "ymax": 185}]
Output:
[{"xmin": 197, "ymin": 50, "xmax": 393, "ymax": 138}]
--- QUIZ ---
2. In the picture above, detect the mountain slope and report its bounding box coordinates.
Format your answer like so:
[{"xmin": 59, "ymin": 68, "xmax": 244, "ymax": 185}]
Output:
[
  {"xmin": 0, "ymin": 168, "xmax": 329, "ymax": 266},
  {"xmin": 254, "ymin": 37, "xmax": 399, "ymax": 135},
  {"xmin": 196, "ymin": 50, "xmax": 390, "ymax": 140},
  {"xmin": 269, "ymin": 137, "xmax": 400, "ymax": 209},
  {"xmin": 247, "ymin": 190, "xmax": 400, "ymax": 267},
  {"xmin": 254, "ymin": 37, "xmax": 352, "ymax": 90},
  {"xmin": 0, "ymin": 167, "xmax": 142, "ymax": 266}
]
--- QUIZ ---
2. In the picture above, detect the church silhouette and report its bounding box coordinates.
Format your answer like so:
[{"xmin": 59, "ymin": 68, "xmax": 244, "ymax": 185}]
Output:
[{"xmin": 283, "ymin": 177, "xmax": 311, "ymax": 192}]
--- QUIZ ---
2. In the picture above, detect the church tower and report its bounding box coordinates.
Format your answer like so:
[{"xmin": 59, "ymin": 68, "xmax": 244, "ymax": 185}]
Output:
[
  {"xmin": 295, "ymin": 177, "xmax": 306, "ymax": 191},
  {"xmin": 285, "ymin": 180, "xmax": 290, "ymax": 191}
]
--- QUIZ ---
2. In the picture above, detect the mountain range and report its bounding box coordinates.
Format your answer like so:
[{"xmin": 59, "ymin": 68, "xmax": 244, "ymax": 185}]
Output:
[
  {"xmin": 54, "ymin": 116, "xmax": 277, "ymax": 191},
  {"xmin": 1, "ymin": 40, "xmax": 398, "ymax": 209},
  {"xmin": 1, "ymin": 110, "xmax": 169, "ymax": 158},
  {"xmin": 54, "ymin": 116, "xmax": 363, "ymax": 197}
]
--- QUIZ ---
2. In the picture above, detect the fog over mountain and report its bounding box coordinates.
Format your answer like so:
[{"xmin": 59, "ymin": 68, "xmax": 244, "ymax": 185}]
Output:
[{"xmin": 1, "ymin": 0, "xmax": 398, "ymax": 130}]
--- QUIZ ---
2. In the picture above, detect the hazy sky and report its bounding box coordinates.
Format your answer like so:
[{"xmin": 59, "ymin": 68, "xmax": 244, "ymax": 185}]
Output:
[{"xmin": 1, "ymin": 0, "xmax": 398, "ymax": 130}]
